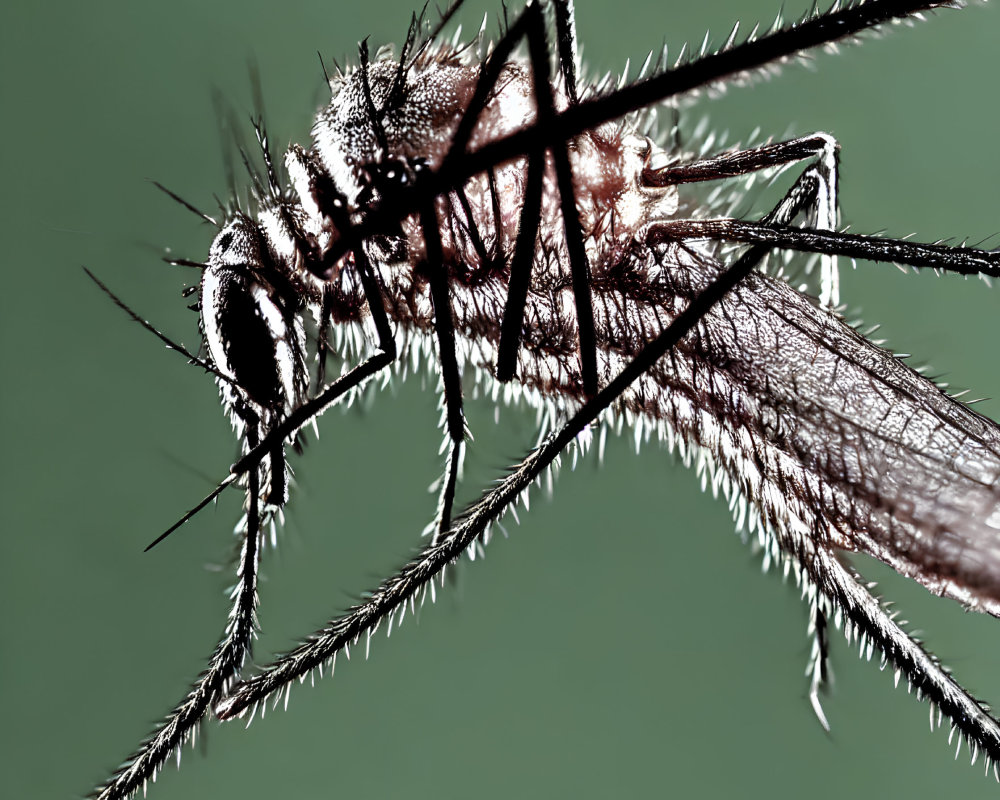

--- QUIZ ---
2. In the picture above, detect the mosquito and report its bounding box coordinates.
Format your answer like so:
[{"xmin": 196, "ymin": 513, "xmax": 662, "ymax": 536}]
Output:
[{"xmin": 88, "ymin": 1, "xmax": 1000, "ymax": 798}]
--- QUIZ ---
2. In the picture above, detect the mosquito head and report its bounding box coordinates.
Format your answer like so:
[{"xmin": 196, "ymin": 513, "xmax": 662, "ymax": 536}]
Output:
[{"xmin": 201, "ymin": 215, "xmax": 308, "ymax": 425}]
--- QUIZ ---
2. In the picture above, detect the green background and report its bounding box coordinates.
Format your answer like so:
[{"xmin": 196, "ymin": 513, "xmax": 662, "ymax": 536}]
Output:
[{"xmin": 4, "ymin": 1, "xmax": 1000, "ymax": 798}]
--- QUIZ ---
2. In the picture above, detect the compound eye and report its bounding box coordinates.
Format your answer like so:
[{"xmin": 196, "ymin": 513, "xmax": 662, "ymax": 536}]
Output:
[
  {"xmin": 209, "ymin": 272, "xmax": 282, "ymax": 407},
  {"xmin": 200, "ymin": 218, "xmax": 303, "ymax": 415}
]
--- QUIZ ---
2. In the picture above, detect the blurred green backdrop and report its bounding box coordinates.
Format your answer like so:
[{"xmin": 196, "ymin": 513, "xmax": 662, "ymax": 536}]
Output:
[{"xmin": 3, "ymin": 1, "xmax": 1000, "ymax": 798}]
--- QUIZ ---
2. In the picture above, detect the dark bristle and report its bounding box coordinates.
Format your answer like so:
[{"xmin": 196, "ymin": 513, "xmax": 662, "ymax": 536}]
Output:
[
  {"xmin": 81, "ymin": 266, "xmax": 230, "ymax": 385},
  {"xmin": 150, "ymin": 180, "xmax": 219, "ymax": 228}
]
